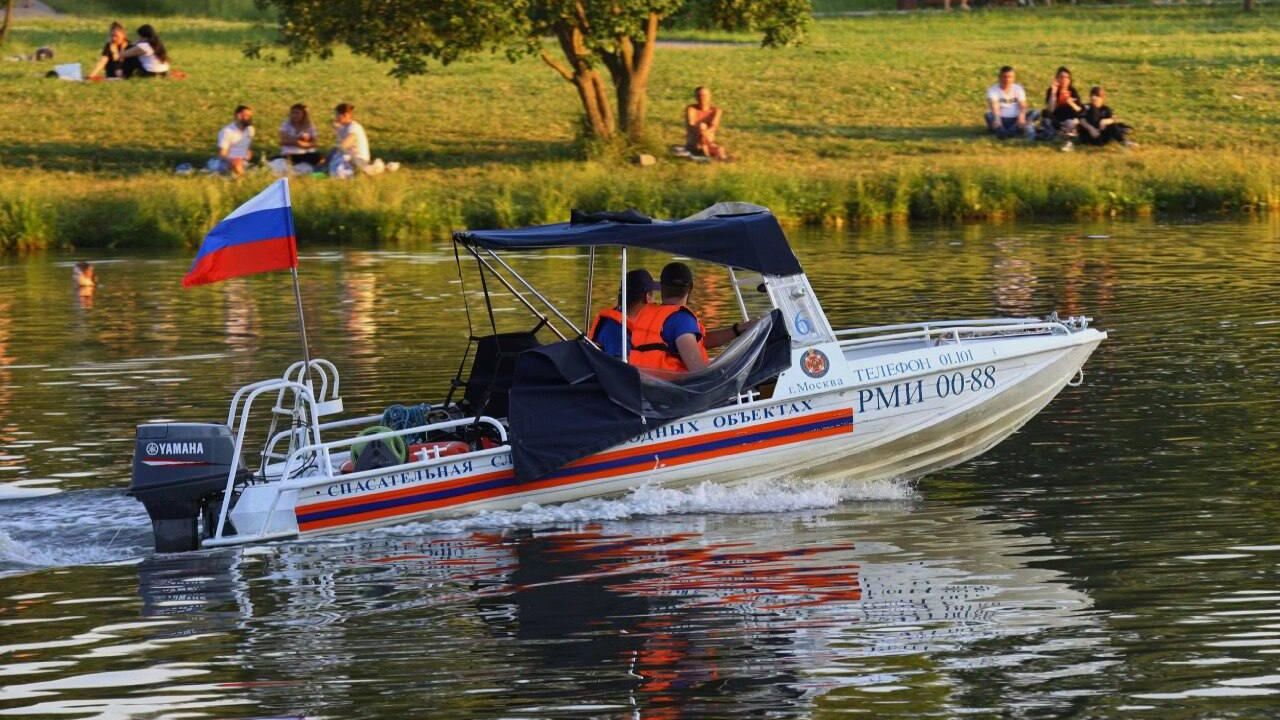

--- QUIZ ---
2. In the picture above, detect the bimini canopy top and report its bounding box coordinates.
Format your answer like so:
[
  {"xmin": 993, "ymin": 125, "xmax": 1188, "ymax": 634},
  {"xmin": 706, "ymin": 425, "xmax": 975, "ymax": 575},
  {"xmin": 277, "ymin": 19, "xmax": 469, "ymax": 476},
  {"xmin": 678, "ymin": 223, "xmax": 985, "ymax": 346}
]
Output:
[{"xmin": 454, "ymin": 202, "xmax": 803, "ymax": 277}]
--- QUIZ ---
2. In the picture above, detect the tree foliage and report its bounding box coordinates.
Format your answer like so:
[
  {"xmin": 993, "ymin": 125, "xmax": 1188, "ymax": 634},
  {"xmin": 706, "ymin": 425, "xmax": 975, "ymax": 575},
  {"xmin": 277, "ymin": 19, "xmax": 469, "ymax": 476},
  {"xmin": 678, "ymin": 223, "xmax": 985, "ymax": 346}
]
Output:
[{"xmin": 254, "ymin": 0, "xmax": 811, "ymax": 141}]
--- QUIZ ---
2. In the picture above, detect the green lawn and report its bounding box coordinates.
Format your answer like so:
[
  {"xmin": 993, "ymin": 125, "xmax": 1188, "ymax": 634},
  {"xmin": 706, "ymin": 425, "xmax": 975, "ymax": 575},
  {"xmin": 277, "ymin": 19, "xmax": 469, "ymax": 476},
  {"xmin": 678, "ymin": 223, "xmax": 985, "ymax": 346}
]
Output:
[{"xmin": 1, "ymin": 5, "xmax": 1277, "ymax": 250}]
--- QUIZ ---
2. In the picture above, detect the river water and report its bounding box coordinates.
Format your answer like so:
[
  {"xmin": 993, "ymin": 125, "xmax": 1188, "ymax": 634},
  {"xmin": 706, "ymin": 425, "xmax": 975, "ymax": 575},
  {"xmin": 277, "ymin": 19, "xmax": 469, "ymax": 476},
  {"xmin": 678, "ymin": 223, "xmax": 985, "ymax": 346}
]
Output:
[{"xmin": 0, "ymin": 218, "xmax": 1278, "ymax": 718}]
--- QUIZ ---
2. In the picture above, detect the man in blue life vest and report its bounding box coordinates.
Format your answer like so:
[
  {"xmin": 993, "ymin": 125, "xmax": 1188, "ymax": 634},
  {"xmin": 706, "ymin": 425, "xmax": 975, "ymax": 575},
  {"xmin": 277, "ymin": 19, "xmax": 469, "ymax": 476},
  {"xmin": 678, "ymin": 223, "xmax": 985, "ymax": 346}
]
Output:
[
  {"xmin": 588, "ymin": 269, "xmax": 660, "ymax": 360},
  {"xmin": 629, "ymin": 262, "xmax": 758, "ymax": 373}
]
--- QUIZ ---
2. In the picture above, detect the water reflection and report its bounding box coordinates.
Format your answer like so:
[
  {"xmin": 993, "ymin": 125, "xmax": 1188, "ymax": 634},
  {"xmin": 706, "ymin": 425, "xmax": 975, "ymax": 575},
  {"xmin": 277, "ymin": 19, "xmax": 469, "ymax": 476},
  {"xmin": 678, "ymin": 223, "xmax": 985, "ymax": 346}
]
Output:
[{"xmin": 0, "ymin": 502, "xmax": 1100, "ymax": 717}]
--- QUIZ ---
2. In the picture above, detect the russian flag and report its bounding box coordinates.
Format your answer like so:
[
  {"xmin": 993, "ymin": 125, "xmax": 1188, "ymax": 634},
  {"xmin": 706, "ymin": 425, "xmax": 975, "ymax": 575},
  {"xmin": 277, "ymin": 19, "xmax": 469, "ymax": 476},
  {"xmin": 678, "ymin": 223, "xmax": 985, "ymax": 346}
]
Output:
[{"xmin": 183, "ymin": 179, "xmax": 298, "ymax": 288}]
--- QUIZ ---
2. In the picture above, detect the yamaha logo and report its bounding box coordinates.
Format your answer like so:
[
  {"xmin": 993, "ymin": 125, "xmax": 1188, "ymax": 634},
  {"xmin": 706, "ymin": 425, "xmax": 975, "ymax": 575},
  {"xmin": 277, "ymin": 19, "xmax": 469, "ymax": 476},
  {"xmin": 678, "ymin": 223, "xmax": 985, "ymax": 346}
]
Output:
[
  {"xmin": 145, "ymin": 441, "xmax": 204, "ymax": 456},
  {"xmin": 800, "ymin": 348, "xmax": 829, "ymax": 379}
]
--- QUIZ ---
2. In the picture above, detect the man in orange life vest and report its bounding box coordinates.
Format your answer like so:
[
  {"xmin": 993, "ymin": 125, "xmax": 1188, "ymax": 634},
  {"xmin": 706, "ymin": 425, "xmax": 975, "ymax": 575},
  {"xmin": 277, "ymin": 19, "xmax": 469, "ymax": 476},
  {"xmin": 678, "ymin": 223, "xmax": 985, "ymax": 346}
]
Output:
[
  {"xmin": 630, "ymin": 262, "xmax": 757, "ymax": 373},
  {"xmin": 588, "ymin": 269, "xmax": 660, "ymax": 360}
]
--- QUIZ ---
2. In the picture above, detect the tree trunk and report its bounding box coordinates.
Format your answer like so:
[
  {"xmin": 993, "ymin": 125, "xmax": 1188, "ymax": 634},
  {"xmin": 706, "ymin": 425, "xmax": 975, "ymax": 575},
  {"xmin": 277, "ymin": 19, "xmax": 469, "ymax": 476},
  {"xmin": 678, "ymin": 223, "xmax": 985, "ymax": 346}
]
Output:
[
  {"xmin": 0, "ymin": 0, "xmax": 15, "ymax": 46},
  {"xmin": 606, "ymin": 54, "xmax": 650, "ymax": 141},
  {"xmin": 602, "ymin": 12, "xmax": 660, "ymax": 142},
  {"xmin": 546, "ymin": 23, "xmax": 615, "ymax": 141},
  {"xmin": 573, "ymin": 69, "xmax": 614, "ymax": 140},
  {"xmin": 546, "ymin": 11, "xmax": 661, "ymax": 144},
  {"xmin": 1243, "ymin": 0, "xmax": 1255, "ymax": 11},
  {"xmin": 622, "ymin": 68, "xmax": 650, "ymax": 141}
]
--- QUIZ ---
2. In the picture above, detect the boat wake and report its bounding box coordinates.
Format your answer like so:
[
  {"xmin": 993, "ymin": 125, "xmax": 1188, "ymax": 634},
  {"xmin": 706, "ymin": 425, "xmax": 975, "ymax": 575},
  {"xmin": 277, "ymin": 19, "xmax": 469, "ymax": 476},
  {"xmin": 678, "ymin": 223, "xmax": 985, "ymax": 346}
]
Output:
[
  {"xmin": 379, "ymin": 475, "xmax": 916, "ymax": 536},
  {"xmin": 0, "ymin": 490, "xmax": 151, "ymax": 577},
  {"xmin": 0, "ymin": 477, "xmax": 914, "ymax": 574},
  {"xmin": 0, "ymin": 529, "xmax": 144, "ymax": 573}
]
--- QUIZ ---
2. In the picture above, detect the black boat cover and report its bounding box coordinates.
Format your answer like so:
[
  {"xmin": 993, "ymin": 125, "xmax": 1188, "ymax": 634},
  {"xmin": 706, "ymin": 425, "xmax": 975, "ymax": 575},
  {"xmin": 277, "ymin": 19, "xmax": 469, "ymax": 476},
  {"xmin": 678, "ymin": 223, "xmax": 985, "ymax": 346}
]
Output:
[
  {"xmin": 506, "ymin": 309, "xmax": 791, "ymax": 482},
  {"xmin": 456, "ymin": 204, "xmax": 803, "ymax": 277}
]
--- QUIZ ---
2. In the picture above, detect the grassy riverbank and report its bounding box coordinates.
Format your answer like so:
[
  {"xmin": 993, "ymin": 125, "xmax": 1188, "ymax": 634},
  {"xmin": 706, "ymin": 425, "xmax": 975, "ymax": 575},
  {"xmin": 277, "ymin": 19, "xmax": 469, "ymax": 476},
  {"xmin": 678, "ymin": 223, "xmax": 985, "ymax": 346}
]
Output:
[
  {"xmin": 1, "ymin": 5, "xmax": 1277, "ymax": 250},
  {"xmin": 3, "ymin": 156, "xmax": 1274, "ymax": 251}
]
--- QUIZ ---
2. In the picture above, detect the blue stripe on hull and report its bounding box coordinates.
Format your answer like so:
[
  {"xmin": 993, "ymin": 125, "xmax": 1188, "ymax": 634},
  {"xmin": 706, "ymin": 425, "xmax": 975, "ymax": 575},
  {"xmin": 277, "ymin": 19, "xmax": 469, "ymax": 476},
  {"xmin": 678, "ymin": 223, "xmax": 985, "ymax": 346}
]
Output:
[{"xmin": 297, "ymin": 413, "xmax": 853, "ymax": 526}]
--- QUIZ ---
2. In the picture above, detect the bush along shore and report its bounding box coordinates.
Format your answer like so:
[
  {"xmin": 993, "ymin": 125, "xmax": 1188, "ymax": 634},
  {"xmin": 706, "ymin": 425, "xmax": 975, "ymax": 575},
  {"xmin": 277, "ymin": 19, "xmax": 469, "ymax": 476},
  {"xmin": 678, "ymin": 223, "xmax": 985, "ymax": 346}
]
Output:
[{"xmin": 2, "ymin": 157, "xmax": 1276, "ymax": 252}]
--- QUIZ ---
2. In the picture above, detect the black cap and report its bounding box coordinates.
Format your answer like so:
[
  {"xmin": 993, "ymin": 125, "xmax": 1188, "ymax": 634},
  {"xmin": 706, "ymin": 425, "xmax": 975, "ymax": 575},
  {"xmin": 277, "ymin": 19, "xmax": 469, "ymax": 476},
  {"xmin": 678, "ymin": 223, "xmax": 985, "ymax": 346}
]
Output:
[
  {"xmin": 660, "ymin": 262, "xmax": 694, "ymax": 290},
  {"xmin": 622, "ymin": 269, "xmax": 659, "ymax": 303}
]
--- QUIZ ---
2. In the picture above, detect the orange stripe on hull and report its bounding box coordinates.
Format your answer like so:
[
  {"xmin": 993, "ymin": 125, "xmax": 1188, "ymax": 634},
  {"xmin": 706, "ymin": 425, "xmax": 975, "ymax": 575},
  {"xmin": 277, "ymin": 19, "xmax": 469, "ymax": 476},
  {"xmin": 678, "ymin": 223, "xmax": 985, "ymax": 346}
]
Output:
[
  {"xmin": 297, "ymin": 409, "xmax": 853, "ymax": 533},
  {"xmin": 302, "ymin": 407, "xmax": 851, "ymax": 517}
]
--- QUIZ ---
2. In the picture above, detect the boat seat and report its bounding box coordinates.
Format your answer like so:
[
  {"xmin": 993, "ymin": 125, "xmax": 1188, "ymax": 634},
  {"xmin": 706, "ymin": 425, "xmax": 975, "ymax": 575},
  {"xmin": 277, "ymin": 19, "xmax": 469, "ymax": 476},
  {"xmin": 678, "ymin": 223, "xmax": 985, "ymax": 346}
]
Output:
[{"xmin": 462, "ymin": 331, "xmax": 542, "ymax": 419}]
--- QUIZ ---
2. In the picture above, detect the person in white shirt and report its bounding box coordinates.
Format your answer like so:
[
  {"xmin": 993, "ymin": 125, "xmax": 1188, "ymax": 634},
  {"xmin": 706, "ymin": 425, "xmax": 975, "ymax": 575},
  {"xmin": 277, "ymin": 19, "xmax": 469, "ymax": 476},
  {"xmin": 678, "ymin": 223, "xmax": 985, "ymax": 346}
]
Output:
[
  {"xmin": 215, "ymin": 105, "xmax": 255, "ymax": 177},
  {"xmin": 120, "ymin": 24, "xmax": 170, "ymax": 78},
  {"xmin": 984, "ymin": 65, "xmax": 1037, "ymax": 140},
  {"xmin": 329, "ymin": 102, "xmax": 371, "ymax": 177}
]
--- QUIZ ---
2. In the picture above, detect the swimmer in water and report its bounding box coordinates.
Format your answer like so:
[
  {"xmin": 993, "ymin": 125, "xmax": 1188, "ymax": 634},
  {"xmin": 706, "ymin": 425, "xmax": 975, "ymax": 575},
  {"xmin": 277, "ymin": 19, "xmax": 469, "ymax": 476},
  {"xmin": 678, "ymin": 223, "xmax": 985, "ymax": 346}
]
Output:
[{"xmin": 73, "ymin": 262, "xmax": 96, "ymax": 288}]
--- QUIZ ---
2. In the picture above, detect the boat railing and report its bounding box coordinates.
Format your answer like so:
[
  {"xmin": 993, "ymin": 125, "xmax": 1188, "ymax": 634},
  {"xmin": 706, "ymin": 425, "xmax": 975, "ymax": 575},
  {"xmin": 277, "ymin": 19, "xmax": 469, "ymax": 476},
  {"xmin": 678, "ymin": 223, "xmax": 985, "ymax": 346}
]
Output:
[
  {"xmin": 216, "ymin": 416, "xmax": 511, "ymax": 542},
  {"xmin": 226, "ymin": 360, "xmax": 339, "ymax": 429},
  {"xmin": 260, "ymin": 412, "xmax": 385, "ymax": 477},
  {"xmin": 213, "ymin": 378, "xmax": 322, "ymax": 542},
  {"xmin": 275, "ymin": 415, "xmax": 509, "ymax": 487},
  {"xmin": 835, "ymin": 316, "xmax": 1086, "ymax": 352},
  {"xmin": 253, "ymin": 360, "xmax": 345, "ymax": 474},
  {"xmin": 278, "ymin": 359, "xmax": 343, "ymax": 417}
]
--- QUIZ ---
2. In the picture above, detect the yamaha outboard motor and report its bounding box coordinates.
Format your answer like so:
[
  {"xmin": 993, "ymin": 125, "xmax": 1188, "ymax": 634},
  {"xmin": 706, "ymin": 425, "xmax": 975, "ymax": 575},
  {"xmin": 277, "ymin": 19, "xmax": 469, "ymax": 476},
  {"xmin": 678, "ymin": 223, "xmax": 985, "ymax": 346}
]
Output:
[{"xmin": 129, "ymin": 423, "xmax": 246, "ymax": 553}]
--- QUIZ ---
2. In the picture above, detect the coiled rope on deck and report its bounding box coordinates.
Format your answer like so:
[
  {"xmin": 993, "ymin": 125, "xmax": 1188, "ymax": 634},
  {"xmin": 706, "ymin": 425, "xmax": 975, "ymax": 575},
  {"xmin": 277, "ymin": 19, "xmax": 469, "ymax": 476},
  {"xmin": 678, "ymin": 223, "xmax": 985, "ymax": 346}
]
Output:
[{"xmin": 381, "ymin": 403, "xmax": 432, "ymax": 444}]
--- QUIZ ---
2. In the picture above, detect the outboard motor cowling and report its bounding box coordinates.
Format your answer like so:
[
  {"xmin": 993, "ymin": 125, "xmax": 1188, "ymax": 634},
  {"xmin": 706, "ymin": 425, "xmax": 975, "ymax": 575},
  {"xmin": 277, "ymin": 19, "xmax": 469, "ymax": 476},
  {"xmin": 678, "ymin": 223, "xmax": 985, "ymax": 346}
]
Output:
[{"xmin": 129, "ymin": 423, "xmax": 245, "ymax": 553}]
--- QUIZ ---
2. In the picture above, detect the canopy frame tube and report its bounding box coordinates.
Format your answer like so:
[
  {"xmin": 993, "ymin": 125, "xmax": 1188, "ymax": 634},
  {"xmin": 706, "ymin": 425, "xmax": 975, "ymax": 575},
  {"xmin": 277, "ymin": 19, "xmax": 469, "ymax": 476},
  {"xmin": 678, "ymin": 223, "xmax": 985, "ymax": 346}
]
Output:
[
  {"xmin": 481, "ymin": 248, "xmax": 585, "ymax": 338},
  {"xmin": 620, "ymin": 248, "xmax": 628, "ymax": 364},
  {"xmin": 460, "ymin": 244, "xmax": 570, "ymax": 342},
  {"xmin": 583, "ymin": 247, "xmax": 596, "ymax": 332},
  {"xmin": 727, "ymin": 267, "xmax": 750, "ymax": 321}
]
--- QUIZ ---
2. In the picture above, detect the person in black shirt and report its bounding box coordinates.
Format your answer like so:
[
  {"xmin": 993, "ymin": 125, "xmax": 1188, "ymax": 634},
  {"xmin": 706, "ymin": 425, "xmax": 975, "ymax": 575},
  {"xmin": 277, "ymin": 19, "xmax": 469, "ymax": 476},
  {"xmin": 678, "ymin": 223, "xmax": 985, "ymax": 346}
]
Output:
[
  {"xmin": 1043, "ymin": 66, "xmax": 1083, "ymax": 145},
  {"xmin": 1079, "ymin": 86, "xmax": 1134, "ymax": 148},
  {"xmin": 87, "ymin": 22, "xmax": 128, "ymax": 80}
]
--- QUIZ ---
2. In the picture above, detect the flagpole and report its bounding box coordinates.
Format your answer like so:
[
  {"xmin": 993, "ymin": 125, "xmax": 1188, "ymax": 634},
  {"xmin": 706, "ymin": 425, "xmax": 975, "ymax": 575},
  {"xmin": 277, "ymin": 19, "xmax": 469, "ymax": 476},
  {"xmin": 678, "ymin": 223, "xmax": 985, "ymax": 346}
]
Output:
[
  {"xmin": 291, "ymin": 266, "xmax": 313, "ymax": 376},
  {"xmin": 281, "ymin": 178, "xmax": 313, "ymax": 404}
]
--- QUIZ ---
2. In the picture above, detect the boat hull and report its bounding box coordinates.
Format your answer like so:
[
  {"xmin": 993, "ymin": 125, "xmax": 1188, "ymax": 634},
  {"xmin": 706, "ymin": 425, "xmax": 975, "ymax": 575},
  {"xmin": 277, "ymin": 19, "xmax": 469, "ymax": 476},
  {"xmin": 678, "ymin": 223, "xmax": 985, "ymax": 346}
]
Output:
[{"xmin": 217, "ymin": 328, "xmax": 1104, "ymax": 544}]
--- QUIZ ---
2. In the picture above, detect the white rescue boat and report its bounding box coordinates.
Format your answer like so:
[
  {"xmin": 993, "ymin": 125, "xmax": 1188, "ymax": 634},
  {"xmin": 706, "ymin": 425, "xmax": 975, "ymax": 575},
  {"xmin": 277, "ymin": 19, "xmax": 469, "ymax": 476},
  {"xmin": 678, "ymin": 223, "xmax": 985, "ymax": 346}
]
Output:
[{"xmin": 128, "ymin": 204, "xmax": 1105, "ymax": 552}]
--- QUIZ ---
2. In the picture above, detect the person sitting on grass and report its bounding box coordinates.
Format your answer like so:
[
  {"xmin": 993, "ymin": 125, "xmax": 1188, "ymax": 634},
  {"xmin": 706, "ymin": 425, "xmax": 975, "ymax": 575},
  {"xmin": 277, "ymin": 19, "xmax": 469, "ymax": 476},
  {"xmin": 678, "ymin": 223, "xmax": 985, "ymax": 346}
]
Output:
[
  {"xmin": 212, "ymin": 105, "xmax": 254, "ymax": 177},
  {"xmin": 1078, "ymin": 86, "xmax": 1135, "ymax": 148},
  {"xmin": 119, "ymin": 24, "xmax": 169, "ymax": 78},
  {"xmin": 985, "ymin": 66, "xmax": 1037, "ymax": 140},
  {"xmin": 329, "ymin": 103, "xmax": 371, "ymax": 178},
  {"xmin": 274, "ymin": 103, "xmax": 325, "ymax": 170},
  {"xmin": 87, "ymin": 22, "xmax": 128, "ymax": 80},
  {"xmin": 1043, "ymin": 66, "xmax": 1083, "ymax": 147},
  {"xmin": 685, "ymin": 86, "xmax": 728, "ymax": 160}
]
